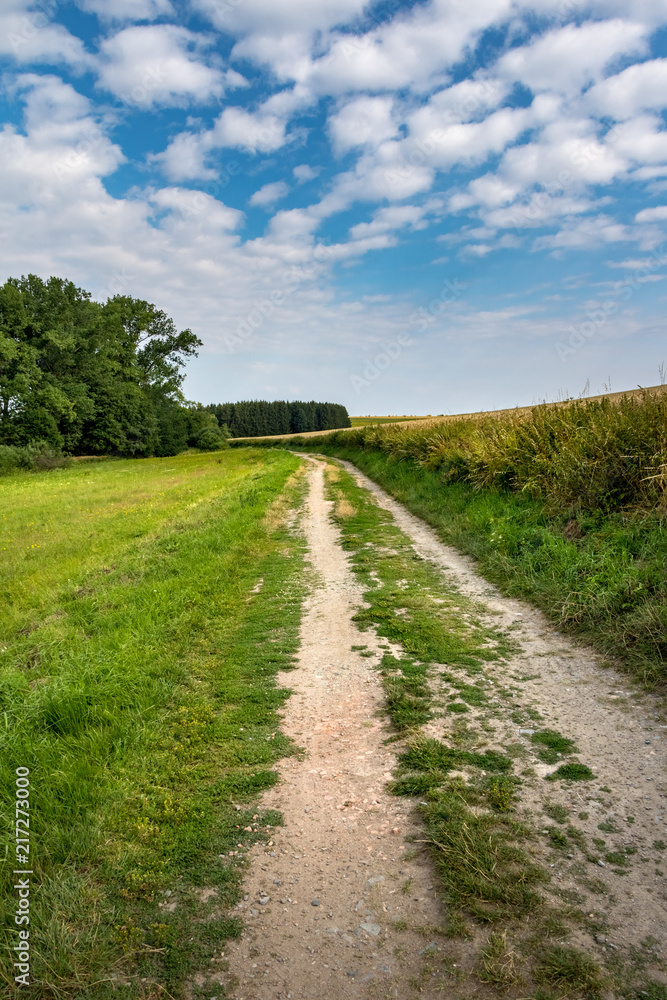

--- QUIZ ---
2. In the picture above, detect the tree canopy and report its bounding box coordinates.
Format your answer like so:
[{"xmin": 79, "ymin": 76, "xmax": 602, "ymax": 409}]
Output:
[
  {"xmin": 206, "ymin": 400, "xmax": 351, "ymax": 437},
  {"xmin": 0, "ymin": 273, "xmax": 350, "ymax": 460},
  {"xmin": 0, "ymin": 274, "xmax": 202, "ymax": 456}
]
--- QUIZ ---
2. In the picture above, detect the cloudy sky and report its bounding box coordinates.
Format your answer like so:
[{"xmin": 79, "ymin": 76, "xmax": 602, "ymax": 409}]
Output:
[{"xmin": 2, "ymin": 0, "xmax": 667, "ymax": 414}]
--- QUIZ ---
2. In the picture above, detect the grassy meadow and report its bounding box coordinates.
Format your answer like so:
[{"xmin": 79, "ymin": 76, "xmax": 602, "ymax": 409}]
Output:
[
  {"xmin": 287, "ymin": 390, "xmax": 667, "ymax": 687},
  {"xmin": 0, "ymin": 449, "xmax": 306, "ymax": 998}
]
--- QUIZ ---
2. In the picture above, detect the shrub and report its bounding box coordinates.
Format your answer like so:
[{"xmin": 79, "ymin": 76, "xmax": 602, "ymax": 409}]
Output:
[
  {"xmin": 0, "ymin": 440, "xmax": 69, "ymax": 476},
  {"xmin": 196, "ymin": 427, "xmax": 229, "ymax": 451}
]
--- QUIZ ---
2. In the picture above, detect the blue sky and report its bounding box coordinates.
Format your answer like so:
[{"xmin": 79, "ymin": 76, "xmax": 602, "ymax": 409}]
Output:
[{"xmin": 1, "ymin": 0, "xmax": 667, "ymax": 414}]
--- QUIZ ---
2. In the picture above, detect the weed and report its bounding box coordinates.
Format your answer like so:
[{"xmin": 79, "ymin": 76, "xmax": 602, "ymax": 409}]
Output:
[
  {"xmin": 485, "ymin": 776, "xmax": 516, "ymax": 812},
  {"xmin": 598, "ymin": 819, "xmax": 619, "ymax": 833},
  {"xmin": 547, "ymin": 763, "xmax": 595, "ymax": 781},
  {"xmin": 653, "ymin": 840, "xmax": 666, "ymax": 851},
  {"xmin": 547, "ymin": 827, "xmax": 568, "ymax": 848},
  {"xmin": 478, "ymin": 930, "xmax": 522, "ymax": 988},
  {"xmin": 531, "ymin": 729, "xmax": 578, "ymax": 765},
  {"xmin": 544, "ymin": 803, "xmax": 570, "ymax": 824},
  {"xmin": 535, "ymin": 945, "xmax": 605, "ymax": 996},
  {"xmin": 443, "ymin": 912, "xmax": 472, "ymax": 938}
]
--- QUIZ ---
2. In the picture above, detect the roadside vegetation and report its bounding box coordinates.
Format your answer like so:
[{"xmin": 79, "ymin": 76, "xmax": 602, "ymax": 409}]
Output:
[
  {"xmin": 284, "ymin": 390, "xmax": 667, "ymax": 688},
  {"xmin": 0, "ymin": 448, "xmax": 306, "ymax": 998}
]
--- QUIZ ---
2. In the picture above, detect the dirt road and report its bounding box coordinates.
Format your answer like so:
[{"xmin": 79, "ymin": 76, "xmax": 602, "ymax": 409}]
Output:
[{"xmin": 219, "ymin": 455, "xmax": 666, "ymax": 999}]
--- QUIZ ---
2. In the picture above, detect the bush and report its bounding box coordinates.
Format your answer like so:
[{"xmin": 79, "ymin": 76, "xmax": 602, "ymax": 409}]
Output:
[
  {"xmin": 0, "ymin": 440, "xmax": 70, "ymax": 476},
  {"xmin": 195, "ymin": 427, "xmax": 229, "ymax": 451}
]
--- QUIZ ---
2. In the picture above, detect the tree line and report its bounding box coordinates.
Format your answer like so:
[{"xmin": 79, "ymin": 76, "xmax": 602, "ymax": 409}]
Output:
[
  {"xmin": 0, "ymin": 274, "xmax": 349, "ymax": 462},
  {"xmin": 205, "ymin": 400, "xmax": 350, "ymax": 438}
]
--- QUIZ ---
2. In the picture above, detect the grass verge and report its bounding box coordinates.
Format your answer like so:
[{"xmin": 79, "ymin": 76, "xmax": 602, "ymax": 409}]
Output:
[{"xmin": 1, "ymin": 449, "xmax": 307, "ymax": 999}]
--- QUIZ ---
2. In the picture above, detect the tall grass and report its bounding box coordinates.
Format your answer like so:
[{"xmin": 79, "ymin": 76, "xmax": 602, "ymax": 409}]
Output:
[{"xmin": 311, "ymin": 390, "xmax": 667, "ymax": 514}]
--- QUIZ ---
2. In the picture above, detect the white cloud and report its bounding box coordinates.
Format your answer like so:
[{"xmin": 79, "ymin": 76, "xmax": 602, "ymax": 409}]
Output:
[
  {"xmin": 608, "ymin": 116, "xmax": 667, "ymax": 168},
  {"xmin": 293, "ymin": 163, "xmax": 319, "ymax": 182},
  {"xmin": 585, "ymin": 58, "xmax": 667, "ymax": 120},
  {"xmin": 410, "ymin": 106, "xmax": 533, "ymax": 171},
  {"xmin": 213, "ymin": 106, "xmax": 289, "ymax": 153},
  {"xmin": 635, "ymin": 205, "xmax": 667, "ymax": 223},
  {"xmin": 0, "ymin": 0, "xmax": 91, "ymax": 70},
  {"xmin": 249, "ymin": 180, "xmax": 289, "ymax": 207},
  {"xmin": 533, "ymin": 215, "xmax": 632, "ymax": 251},
  {"xmin": 75, "ymin": 0, "xmax": 174, "ymax": 21},
  {"xmin": 0, "ymin": 74, "xmax": 124, "ymax": 202},
  {"xmin": 97, "ymin": 25, "xmax": 225, "ymax": 106},
  {"xmin": 608, "ymin": 255, "xmax": 667, "ymax": 269},
  {"xmin": 216, "ymin": 0, "xmax": 514, "ymax": 98},
  {"xmin": 153, "ymin": 86, "xmax": 306, "ymax": 181},
  {"xmin": 328, "ymin": 96, "xmax": 397, "ymax": 156},
  {"xmin": 193, "ymin": 0, "xmax": 367, "ymax": 35},
  {"xmin": 149, "ymin": 186, "xmax": 243, "ymax": 231},
  {"xmin": 497, "ymin": 20, "xmax": 648, "ymax": 96},
  {"xmin": 348, "ymin": 204, "xmax": 428, "ymax": 240},
  {"xmin": 150, "ymin": 129, "xmax": 217, "ymax": 182}
]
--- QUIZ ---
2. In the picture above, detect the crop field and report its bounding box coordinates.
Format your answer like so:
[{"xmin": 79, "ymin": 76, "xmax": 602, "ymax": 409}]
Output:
[
  {"xmin": 348, "ymin": 415, "xmax": 428, "ymax": 427},
  {"xmin": 0, "ymin": 449, "xmax": 306, "ymax": 997}
]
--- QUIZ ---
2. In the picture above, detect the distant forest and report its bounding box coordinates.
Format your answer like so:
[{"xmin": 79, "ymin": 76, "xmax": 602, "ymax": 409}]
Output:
[
  {"xmin": 0, "ymin": 274, "xmax": 349, "ymax": 463},
  {"xmin": 206, "ymin": 400, "xmax": 351, "ymax": 438}
]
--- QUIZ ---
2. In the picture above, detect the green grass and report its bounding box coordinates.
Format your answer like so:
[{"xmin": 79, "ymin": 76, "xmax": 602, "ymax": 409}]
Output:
[
  {"xmin": 535, "ymin": 944, "xmax": 606, "ymax": 997},
  {"xmin": 0, "ymin": 449, "xmax": 306, "ymax": 998},
  {"xmin": 547, "ymin": 763, "xmax": 596, "ymax": 782}
]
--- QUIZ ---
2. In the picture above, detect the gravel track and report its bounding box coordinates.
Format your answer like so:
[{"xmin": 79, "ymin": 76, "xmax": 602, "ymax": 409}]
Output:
[{"xmin": 216, "ymin": 456, "xmax": 666, "ymax": 999}]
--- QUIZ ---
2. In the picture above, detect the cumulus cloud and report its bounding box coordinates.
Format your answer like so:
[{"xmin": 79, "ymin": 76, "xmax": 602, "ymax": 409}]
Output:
[
  {"xmin": 97, "ymin": 25, "xmax": 226, "ymax": 106},
  {"xmin": 348, "ymin": 204, "xmax": 429, "ymax": 240},
  {"xmin": 153, "ymin": 86, "xmax": 304, "ymax": 181},
  {"xmin": 497, "ymin": 20, "xmax": 648, "ymax": 96},
  {"xmin": 193, "ymin": 0, "xmax": 367, "ymax": 35},
  {"xmin": 585, "ymin": 58, "xmax": 667, "ymax": 120},
  {"xmin": 293, "ymin": 163, "xmax": 320, "ymax": 182},
  {"xmin": 0, "ymin": 0, "xmax": 92, "ymax": 69},
  {"xmin": 328, "ymin": 96, "xmax": 397, "ymax": 156},
  {"xmin": 75, "ymin": 0, "xmax": 174, "ymax": 21},
  {"xmin": 533, "ymin": 215, "xmax": 632, "ymax": 251},
  {"xmin": 213, "ymin": 106, "xmax": 289, "ymax": 153},
  {"xmin": 635, "ymin": 205, "xmax": 667, "ymax": 223},
  {"xmin": 0, "ymin": 74, "xmax": 124, "ymax": 202},
  {"xmin": 249, "ymin": 180, "xmax": 289, "ymax": 207}
]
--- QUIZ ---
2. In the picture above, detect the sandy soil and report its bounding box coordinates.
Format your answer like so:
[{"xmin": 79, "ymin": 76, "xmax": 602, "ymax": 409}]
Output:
[{"xmin": 214, "ymin": 455, "xmax": 666, "ymax": 999}]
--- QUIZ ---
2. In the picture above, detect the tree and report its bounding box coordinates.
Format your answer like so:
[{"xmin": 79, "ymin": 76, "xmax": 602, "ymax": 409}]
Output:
[{"xmin": 0, "ymin": 275, "xmax": 203, "ymax": 456}]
